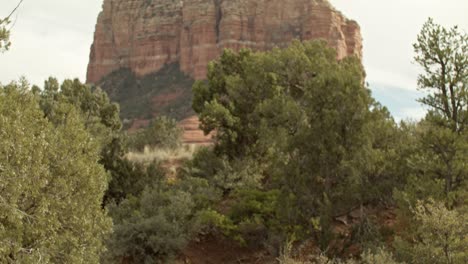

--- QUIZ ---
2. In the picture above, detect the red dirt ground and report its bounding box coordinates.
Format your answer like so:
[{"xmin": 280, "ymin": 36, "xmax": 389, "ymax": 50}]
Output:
[
  {"xmin": 176, "ymin": 206, "xmax": 398, "ymax": 263},
  {"xmin": 177, "ymin": 234, "xmax": 276, "ymax": 264}
]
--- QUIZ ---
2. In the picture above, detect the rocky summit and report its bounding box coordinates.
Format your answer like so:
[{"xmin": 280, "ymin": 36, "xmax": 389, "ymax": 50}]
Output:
[{"xmin": 87, "ymin": 0, "xmax": 362, "ymax": 83}]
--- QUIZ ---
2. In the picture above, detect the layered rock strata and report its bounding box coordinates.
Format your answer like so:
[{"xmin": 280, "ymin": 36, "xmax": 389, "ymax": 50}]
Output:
[{"xmin": 87, "ymin": 0, "xmax": 362, "ymax": 83}]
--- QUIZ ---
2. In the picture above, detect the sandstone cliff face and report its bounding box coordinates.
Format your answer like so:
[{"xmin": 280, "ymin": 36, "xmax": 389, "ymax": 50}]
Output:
[{"xmin": 87, "ymin": 0, "xmax": 362, "ymax": 83}]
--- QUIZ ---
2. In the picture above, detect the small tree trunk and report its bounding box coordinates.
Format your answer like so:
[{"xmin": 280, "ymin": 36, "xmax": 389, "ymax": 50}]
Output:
[
  {"xmin": 444, "ymin": 232, "xmax": 452, "ymax": 264},
  {"xmin": 445, "ymin": 162, "xmax": 453, "ymax": 201}
]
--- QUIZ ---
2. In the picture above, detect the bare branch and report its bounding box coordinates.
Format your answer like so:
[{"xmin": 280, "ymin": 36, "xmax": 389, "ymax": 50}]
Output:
[{"xmin": 4, "ymin": 0, "xmax": 25, "ymax": 21}]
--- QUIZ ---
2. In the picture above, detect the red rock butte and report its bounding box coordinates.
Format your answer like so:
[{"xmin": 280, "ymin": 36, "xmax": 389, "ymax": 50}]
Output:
[
  {"xmin": 178, "ymin": 116, "xmax": 214, "ymax": 145},
  {"xmin": 86, "ymin": 0, "xmax": 362, "ymax": 84}
]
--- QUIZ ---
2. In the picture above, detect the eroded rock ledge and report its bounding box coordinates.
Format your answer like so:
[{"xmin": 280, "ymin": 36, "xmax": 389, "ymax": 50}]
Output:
[{"xmin": 87, "ymin": 0, "xmax": 362, "ymax": 84}]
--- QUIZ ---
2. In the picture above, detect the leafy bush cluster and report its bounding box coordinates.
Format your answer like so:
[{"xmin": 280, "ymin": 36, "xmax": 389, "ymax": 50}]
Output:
[
  {"xmin": 128, "ymin": 116, "xmax": 182, "ymax": 152},
  {"xmin": 191, "ymin": 39, "xmax": 403, "ymax": 249},
  {"xmin": 0, "ymin": 79, "xmax": 114, "ymax": 263},
  {"xmin": 103, "ymin": 165, "xmax": 221, "ymax": 263},
  {"xmin": 183, "ymin": 18, "xmax": 466, "ymax": 262}
]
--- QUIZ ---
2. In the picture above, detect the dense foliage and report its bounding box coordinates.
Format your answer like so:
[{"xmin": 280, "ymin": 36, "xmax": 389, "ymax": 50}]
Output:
[
  {"xmin": 192, "ymin": 40, "xmax": 403, "ymax": 249},
  {"xmin": 128, "ymin": 116, "xmax": 182, "ymax": 152},
  {"xmin": 0, "ymin": 80, "xmax": 111, "ymax": 263},
  {"xmin": 103, "ymin": 174, "xmax": 218, "ymax": 263}
]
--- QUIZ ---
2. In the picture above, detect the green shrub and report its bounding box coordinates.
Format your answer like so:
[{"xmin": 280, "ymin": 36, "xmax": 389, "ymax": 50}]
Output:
[
  {"xmin": 394, "ymin": 199, "xmax": 468, "ymax": 264},
  {"xmin": 0, "ymin": 80, "xmax": 111, "ymax": 263},
  {"xmin": 104, "ymin": 168, "xmax": 219, "ymax": 263},
  {"xmin": 277, "ymin": 246, "xmax": 400, "ymax": 264},
  {"xmin": 104, "ymin": 159, "xmax": 165, "ymax": 204},
  {"xmin": 181, "ymin": 147, "xmax": 263, "ymax": 195},
  {"xmin": 349, "ymin": 215, "xmax": 384, "ymax": 251},
  {"xmin": 129, "ymin": 116, "xmax": 182, "ymax": 151},
  {"xmin": 104, "ymin": 186, "xmax": 198, "ymax": 263},
  {"xmin": 106, "ymin": 189, "xmax": 195, "ymax": 263}
]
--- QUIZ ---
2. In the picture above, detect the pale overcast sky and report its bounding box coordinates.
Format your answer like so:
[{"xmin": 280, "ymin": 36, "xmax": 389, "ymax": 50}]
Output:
[{"xmin": 0, "ymin": 0, "xmax": 467, "ymax": 121}]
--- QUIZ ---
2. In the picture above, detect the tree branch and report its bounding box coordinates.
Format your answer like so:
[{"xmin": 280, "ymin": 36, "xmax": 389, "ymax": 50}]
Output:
[{"xmin": 5, "ymin": 0, "xmax": 25, "ymax": 21}]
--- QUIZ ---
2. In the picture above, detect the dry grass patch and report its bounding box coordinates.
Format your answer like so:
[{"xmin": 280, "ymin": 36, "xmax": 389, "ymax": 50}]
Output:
[
  {"xmin": 126, "ymin": 144, "xmax": 198, "ymax": 164},
  {"xmin": 126, "ymin": 144, "xmax": 201, "ymax": 179}
]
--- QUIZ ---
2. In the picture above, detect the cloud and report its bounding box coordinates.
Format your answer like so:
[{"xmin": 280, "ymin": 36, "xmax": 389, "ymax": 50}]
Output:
[
  {"xmin": 367, "ymin": 67, "xmax": 418, "ymax": 91},
  {"xmin": 369, "ymin": 82, "xmax": 426, "ymax": 121},
  {"xmin": 330, "ymin": 0, "xmax": 468, "ymax": 92},
  {"xmin": 398, "ymin": 107, "xmax": 427, "ymax": 122},
  {"xmin": 0, "ymin": 0, "xmax": 101, "ymax": 86}
]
